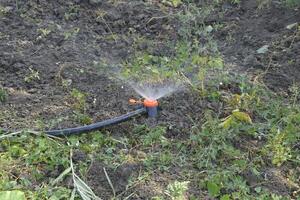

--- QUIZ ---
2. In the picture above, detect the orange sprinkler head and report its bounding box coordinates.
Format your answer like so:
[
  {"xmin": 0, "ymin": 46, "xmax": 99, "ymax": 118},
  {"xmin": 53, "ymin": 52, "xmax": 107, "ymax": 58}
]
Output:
[
  {"xmin": 143, "ymin": 99, "xmax": 158, "ymax": 117},
  {"xmin": 143, "ymin": 99, "xmax": 159, "ymax": 108}
]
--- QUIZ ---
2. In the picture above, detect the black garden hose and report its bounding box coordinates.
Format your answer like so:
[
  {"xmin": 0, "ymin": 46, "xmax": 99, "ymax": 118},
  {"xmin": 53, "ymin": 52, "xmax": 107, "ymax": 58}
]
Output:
[{"xmin": 0, "ymin": 107, "xmax": 147, "ymax": 137}]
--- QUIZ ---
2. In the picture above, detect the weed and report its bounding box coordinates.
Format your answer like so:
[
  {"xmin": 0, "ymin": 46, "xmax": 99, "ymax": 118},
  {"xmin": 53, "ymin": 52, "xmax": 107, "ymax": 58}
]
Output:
[
  {"xmin": 284, "ymin": 0, "xmax": 300, "ymax": 7},
  {"xmin": 0, "ymin": 88, "xmax": 7, "ymax": 103},
  {"xmin": 257, "ymin": 0, "xmax": 272, "ymax": 9},
  {"xmin": 74, "ymin": 112, "xmax": 92, "ymax": 125},
  {"xmin": 69, "ymin": 89, "xmax": 93, "ymax": 126},
  {"xmin": 220, "ymin": 109, "xmax": 252, "ymax": 129},
  {"xmin": 231, "ymin": 0, "xmax": 241, "ymax": 4},
  {"xmin": 141, "ymin": 126, "xmax": 168, "ymax": 146},
  {"xmin": 165, "ymin": 181, "xmax": 189, "ymax": 200},
  {"xmin": 123, "ymin": 41, "xmax": 223, "ymax": 89},
  {"xmin": 37, "ymin": 28, "xmax": 51, "ymax": 37},
  {"xmin": 70, "ymin": 89, "xmax": 87, "ymax": 112},
  {"xmin": 0, "ymin": 6, "xmax": 10, "ymax": 15},
  {"xmin": 70, "ymin": 150, "xmax": 101, "ymax": 200},
  {"xmin": 264, "ymin": 129, "xmax": 291, "ymax": 166},
  {"xmin": 289, "ymin": 83, "xmax": 300, "ymax": 107},
  {"xmin": 63, "ymin": 27, "xmax": 80, "ymax": 40},
  {"xmin": 24, "ymin": 67, "xmax": 40, "ymax": 83},
  {"xmin": 162, "ymin": 0, "xmax": 182, "ymax": 7},
  {"xmin": 0, "ymin": 191, "xmax": 26, "ymax": 200},
  {"xmin": 64, "ymin": 5, "xmax": 80, "ymax": 21},
  {"xmin": 193, "ymin": 55, "xmax": 224, "ymax": 94},
  {"xmin": 94, "ymin": 9, "xmax": 107, "ymax": 20}
]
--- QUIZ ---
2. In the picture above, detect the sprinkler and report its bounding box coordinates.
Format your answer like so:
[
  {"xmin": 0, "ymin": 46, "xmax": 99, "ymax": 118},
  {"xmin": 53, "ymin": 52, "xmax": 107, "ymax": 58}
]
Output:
[
  {"xmin": 143, "ymin": 99, "xmax": 159, "ymax": 118},
  {"xmin": 1, "ymin": 98, "xmax": 159, "ymax": 137},
  {"xmin": 129, "ymin": 98, "xmax": 159, "ymax": 118}
]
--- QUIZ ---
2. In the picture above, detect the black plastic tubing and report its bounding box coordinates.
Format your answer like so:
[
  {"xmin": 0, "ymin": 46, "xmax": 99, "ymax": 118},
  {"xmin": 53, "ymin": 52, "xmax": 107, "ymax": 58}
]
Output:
[
  {"xmin": 45, "ymin": 107, "xmax": 147, "ymax": 136},
  {"xmin": 0, "ymin": 108, "xmax": 146, "ymax": 137}
]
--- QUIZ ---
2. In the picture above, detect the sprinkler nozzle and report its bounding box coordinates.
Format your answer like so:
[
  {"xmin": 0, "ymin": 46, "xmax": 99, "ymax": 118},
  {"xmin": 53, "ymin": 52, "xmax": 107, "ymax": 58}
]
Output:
[
  {"xmin": 143, "ymin": 99, "xmax": 159, "ymax": 118},
  {"xmin": 129, "ymin": 99, "xmax": 142, "ymax": 105}
]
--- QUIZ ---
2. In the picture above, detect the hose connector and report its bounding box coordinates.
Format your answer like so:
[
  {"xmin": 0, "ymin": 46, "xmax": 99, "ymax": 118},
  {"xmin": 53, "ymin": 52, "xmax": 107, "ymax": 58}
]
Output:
[{"xmin": 143, "ymin": 99, "xmax": 159, "ymax": 118}]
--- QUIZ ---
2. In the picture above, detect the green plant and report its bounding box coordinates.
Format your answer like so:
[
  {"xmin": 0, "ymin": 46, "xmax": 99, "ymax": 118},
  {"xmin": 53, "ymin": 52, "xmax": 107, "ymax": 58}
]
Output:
[
  {"xmin": 207, "ymin": 181, "xmax": 221, "ymax": 197},
  {"xmin": 0, "ymin": 190, "xmax": 26, "ymax": 200},
  {"xmin": 74, "ymin": 112, "xmax": 92, "ymax": 125},
  {"xmin": 220, "ymin": 109, "xmax": 252, "ymax": 129},
  {"xmin": 70, "ymin": 89, "xmax": 93, "ymax": 125},
  {"xmin": 152, "ymin": 196, "xmax": 164, "ymax": 200},
  {"xmin": 122, "ymin": 41, "xmax": 223, "ymax": 91},
  {"xmin": 229, "ymin": 0, "xmax": 241, "ymax": 4},
  {"xmin": 70, "ymin": 89, "xmax": 87, "ymax": 112},
  {"xmin": 141, "ymin": 126, "xmax": 168, "ymax": 146},
  {"xmin": 37, "ymin": 28, "xmax": 51, "ymax": 37},
  {"xmin": 264, "ymin": 129, "xmax": 291, "ymax": 166},
  {"xmin": 24, "ymin": 67, "xmax": 40, "ymax": 83},
  {"xmin": 64, "ymin": 5, "xmax": 80, "ymax": 21},
  {"xmin": 162, "ymin": 0, "xmax": 182, "ymax": 7},
  {"xmin": 70, "ymin": 150, "xmax": 101, "ymax": 200},
  {"xmin": 0, "ymin": 6, "xmax": 10, "ymax": 15},
  {"xmin": 165, "ymin": 181, "xmax": 189, "ymax": 200},
  {"xmin": 0, "ymin": 88, "xmax": 7, "ymax": 102},
  {"xmin": 284, "ymin": 0, "xmax": 300, "ymax": 7},
  {"xmin": 289, "ymin": 84, "xmax": 300, "ymax": 107},
  {"xmin": 257, "ymin": 0, "xmax": 272, "ymax": 9},
  {"xmin": 63, "ymin": 27, "xmax": 80, "ymax": 40},
  {"xmin": 193, "ymin": 55, "xmax": 224, "ymax": 94}
]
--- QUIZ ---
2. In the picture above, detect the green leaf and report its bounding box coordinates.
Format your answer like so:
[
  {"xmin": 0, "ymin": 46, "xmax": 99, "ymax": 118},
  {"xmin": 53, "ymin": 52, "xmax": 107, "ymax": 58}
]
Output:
[
  {"xmin": 162, "ymin": 0, "xmax": 182, "ymax": 7},
  {"xmin": 219, "ymin": 115, "xmax": 234, "ymax": 129},
  {"xmin": 286, "ymin": 22, "xmax": 298, "ymax": 30},
  {"xmin": 207, "ymin": 181, "xmax": 220, "ymax": 197},
  {"xmin": 0, "ymin": 191, "xmax": 26, "ymax": 200},
  {"xmin": 220, "ymin": 194, "xmax": 231, "ymax": 200},
  {"xmin": 254, "ymin": 186, "xmax": 262, "ymax": 193},
  {"xmin": 205, "ymin": 25, "xmax": 213, "ymax": 33},
  {"xmin": 232, "ymin": 110, "xmax": 252, "ymax": 123},
  {"xmin": 256, "ymin": 45, "xmax": 269, "ymax": 54}
]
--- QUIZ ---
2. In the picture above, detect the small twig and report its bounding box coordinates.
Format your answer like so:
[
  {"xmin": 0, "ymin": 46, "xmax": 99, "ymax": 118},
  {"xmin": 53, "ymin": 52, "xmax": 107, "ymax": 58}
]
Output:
[
  {"xmin": 100, "ymin": 16, "xmax": 117, "ymax": 43},
  {"xmin": 0, "ymin": 129, "xmax": 64, "ymax": 142},
  {"xmin": 249, "ymin": 180, "xmax": 279, "ymax": 188},
  {"xmin": 70, "ymin": 188, "xmax": 76, "ymax": 200},
  {"xmin": 103, "ymin": 167, "xmax": 116, "ymax": 197},
  {"xmin": 179, "ymin": 71, "xmax": 193, "ymax": 87},
  {"xmin": 0, "ymin": 130, "xmax": 40, "ymax": 140},
  {"xmin": 147, "ymin": 10, "xmax": 182, "ymax": 24},
  {"xmin": 15, "ymin": 0, "xmax": 18, "ymax": 10},
  {"xmin": 70, "ymin": 149, "xmax": 102, "ymax": 200},
  {"xmin": 289, "ymin": 28, "xmax": 299, "ymax": 49},
  {"xmin": 123, "ymin": 193, "xmax": 135, "ymax": 200},
  {"xmin": 0, "ymin": 131, "xmax": 23, "ymax": 140},
  {"xmin": 50, "ymin": 166, "xmax": 72, "ymax": 186}
]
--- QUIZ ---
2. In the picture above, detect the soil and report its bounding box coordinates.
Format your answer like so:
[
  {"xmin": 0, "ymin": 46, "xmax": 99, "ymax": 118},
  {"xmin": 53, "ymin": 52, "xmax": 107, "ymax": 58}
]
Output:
[
  {"xmin": 214, "ymin": 0, "xmax": 300, "ymax": 91},
  {"xmin": 86, "ymin": 161, "xmax": 140, "ymax": 199},
  {"xmin": 0, "ymin": 0, "xmax": 179, "ymax": 130},
  {"xmin": 1, "ymin": 0, "xmax": 299, "ymax": 199}
]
